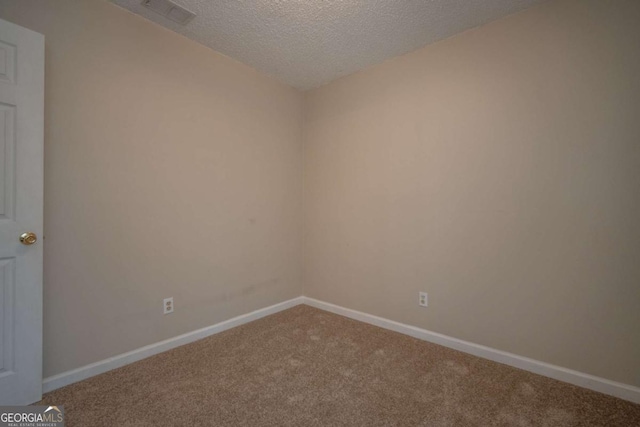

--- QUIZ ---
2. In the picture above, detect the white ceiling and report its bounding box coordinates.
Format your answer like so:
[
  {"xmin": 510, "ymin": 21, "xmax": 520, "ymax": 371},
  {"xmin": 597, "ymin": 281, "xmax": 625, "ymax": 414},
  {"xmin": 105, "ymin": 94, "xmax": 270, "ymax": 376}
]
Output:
[{"xmin": 109, "ymin": 0, "xmax": 546, "ymax": 90}]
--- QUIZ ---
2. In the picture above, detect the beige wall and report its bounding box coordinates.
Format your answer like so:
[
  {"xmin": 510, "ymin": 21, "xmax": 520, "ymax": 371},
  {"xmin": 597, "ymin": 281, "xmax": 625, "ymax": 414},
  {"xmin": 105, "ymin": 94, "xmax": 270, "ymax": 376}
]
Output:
[
  {"xmin": 0, "ymin": 0, "xmax": 303, "ymax": 377},
  {"xmin": 1, "ymin": 0, "xmax": 638, "ymax": 389},
  {"xmin": 304, "ymin": 0, "xmax": 640, "ymax": 387}
]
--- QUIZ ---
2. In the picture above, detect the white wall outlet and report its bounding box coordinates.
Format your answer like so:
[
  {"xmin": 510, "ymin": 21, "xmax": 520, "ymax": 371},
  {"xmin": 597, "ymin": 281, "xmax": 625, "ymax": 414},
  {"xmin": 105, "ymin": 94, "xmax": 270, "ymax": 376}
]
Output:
[
  {"xmin": 163, "ymin": 297, "xmax": 174, "ymax": 314},
  {"xmin": 419, "ymin": 292, "xmax": 428, "ymax": 307}
]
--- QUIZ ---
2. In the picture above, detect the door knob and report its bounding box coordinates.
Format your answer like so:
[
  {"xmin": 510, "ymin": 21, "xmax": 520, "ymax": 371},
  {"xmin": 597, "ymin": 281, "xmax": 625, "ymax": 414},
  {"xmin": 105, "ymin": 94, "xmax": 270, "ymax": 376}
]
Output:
[{"xmin": 19, "ymin": 232, "xmax": 37, "ymax": 245}]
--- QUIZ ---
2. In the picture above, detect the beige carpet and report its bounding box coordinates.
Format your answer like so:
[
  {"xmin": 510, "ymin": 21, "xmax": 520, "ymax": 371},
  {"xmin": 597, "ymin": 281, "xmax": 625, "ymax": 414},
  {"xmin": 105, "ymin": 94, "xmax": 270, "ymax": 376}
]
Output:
[{"xmin": 39, "ymin": 305, "xmax": 640, "ymax": 426}]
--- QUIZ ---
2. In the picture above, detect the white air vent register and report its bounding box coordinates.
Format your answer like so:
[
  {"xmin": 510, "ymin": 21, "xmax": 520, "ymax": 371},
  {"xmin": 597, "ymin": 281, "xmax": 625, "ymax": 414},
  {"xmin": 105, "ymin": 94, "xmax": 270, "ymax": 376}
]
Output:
[{"xmin": 141, "ymin": 0, "xmax": 196, "ymax": 25}]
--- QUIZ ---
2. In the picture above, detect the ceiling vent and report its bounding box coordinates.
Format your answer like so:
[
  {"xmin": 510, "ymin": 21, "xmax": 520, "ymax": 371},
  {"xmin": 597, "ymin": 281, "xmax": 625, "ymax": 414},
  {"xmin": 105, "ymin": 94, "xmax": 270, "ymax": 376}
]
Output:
[{"xmin": 141, "ymin": 0, "xmax": 196, "ymax": 25}]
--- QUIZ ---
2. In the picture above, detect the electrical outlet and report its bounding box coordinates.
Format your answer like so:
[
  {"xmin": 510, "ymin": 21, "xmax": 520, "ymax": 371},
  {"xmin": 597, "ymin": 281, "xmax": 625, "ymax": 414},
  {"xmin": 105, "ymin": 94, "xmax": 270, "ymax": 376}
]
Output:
[
  {"xmin": 419, "ymin": 292, "xmax": 428, "ymax": 307},
  {"xmin": 163, "ymin": 297, "xmax": 174, "ymax": 314}
]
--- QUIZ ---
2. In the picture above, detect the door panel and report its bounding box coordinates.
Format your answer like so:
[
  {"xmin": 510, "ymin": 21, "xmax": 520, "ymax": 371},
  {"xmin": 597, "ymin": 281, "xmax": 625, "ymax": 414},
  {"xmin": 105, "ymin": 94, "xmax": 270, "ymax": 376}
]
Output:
[
  {"xmin": 0, "ymin": 257, "xmax": 15, "ymax": 376},
  {"xmin": 0, "ymin": 18, "xmax": 44, "ymax": 405},
  {"xmin": 0, "ymin": 104, "xmax": 16, "ymax": 220}
]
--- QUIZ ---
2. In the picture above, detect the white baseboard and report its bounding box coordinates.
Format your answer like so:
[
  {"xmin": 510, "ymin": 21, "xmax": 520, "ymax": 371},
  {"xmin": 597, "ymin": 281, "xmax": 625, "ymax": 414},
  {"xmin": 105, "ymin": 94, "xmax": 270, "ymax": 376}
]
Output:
[
  {"xmin": 302, "ymin": 297, "xmax": 640, "ymax": 404},
  {"xmin": 42, "ymin": 297, "xmax": 305, "ymax": 393},
  {"xmin": 43, "ymin": 295, "xmax": 640, "ymax": 405}
]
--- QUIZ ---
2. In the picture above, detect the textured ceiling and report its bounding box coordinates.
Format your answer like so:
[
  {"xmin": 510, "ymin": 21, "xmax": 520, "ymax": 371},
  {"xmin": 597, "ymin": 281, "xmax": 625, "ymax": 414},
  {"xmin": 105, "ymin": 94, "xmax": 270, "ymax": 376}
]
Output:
[{"xmin": 109, "ymin": 0, "xmax": 546, "ymax": 90}]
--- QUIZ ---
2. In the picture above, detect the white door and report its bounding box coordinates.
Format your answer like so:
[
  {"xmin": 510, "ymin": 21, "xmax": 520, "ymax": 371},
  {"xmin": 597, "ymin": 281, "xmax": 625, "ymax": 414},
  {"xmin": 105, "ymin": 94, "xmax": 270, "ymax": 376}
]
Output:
[{"xmin": 0, "ymin": 18, "xmax": 44, "ymax": 405}]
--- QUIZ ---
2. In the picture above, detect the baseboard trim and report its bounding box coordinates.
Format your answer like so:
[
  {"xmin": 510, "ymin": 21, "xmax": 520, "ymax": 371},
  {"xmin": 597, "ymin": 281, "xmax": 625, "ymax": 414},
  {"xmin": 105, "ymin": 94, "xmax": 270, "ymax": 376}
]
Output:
[
  {"xmin": 42, "ymin": 297, "xmax": 305, "ymax": 393},
  {"xmin": 302, "ymin": 297, "xmax": 640, "ymax": 404},
  {"xmin": 43, "ymin": 295, "xmax": 639, "ymax": 404}
]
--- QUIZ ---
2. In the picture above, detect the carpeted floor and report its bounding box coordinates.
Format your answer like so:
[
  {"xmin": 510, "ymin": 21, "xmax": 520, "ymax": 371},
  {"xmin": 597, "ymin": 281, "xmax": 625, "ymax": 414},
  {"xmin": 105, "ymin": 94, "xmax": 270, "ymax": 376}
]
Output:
[{"xmin": 39, "ymin": 305, "xmax": 640, "ymax": 426}]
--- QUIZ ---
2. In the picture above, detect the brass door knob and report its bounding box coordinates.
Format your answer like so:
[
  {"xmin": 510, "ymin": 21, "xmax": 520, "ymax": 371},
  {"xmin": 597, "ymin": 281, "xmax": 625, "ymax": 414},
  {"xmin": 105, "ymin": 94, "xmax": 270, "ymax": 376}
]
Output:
[{"xmin": 20, "ymin": 232, "xmax": 37, "ymax": 245}]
